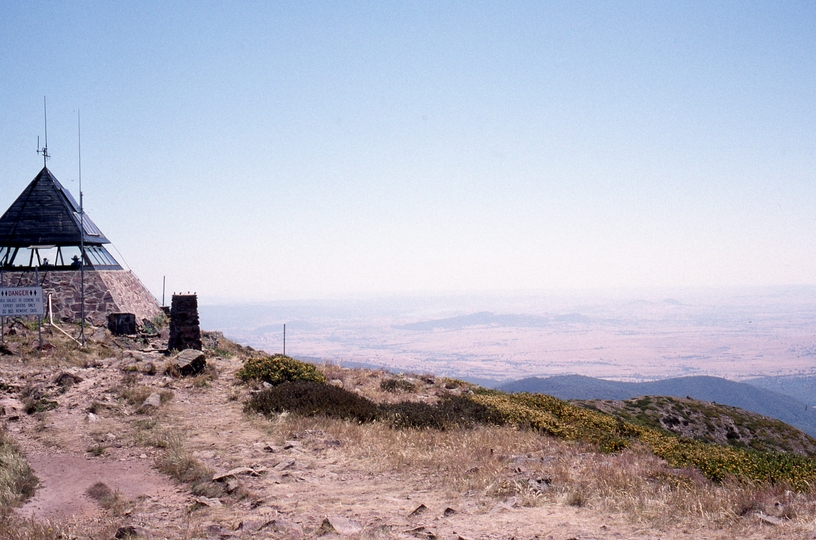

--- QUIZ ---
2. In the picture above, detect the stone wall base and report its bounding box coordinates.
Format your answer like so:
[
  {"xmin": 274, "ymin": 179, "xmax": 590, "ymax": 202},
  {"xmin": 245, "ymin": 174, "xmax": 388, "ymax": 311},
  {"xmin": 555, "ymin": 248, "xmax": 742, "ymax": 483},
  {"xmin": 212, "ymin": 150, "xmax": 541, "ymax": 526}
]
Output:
[{"xmin": 1, "ymin": 270, "xmax": 161, "ymax": 325}]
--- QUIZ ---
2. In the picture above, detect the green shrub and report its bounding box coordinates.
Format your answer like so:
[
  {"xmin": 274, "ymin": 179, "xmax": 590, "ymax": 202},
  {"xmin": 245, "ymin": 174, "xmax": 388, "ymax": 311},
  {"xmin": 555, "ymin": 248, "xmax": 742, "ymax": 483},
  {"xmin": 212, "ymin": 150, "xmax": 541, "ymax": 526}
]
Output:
[{"xmin": 236, "ymin": 355, "xmax": 326, "ymax": 386}]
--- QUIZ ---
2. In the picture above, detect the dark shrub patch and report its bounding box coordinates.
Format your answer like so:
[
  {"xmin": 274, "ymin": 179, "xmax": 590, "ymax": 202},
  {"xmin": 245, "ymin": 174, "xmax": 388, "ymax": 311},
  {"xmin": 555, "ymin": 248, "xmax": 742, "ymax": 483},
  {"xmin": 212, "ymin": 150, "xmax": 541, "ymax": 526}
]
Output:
[
  {"xmin": 379, "ymin": 396, "xmax": 504, "ymax": 429},
  {"xmin": 248, "ymin": 381, "xmax": 507, "ymax": 431},
  {"xmin": 380, "ymin": 378, "xmax": 417, "ymax": 393},
  {"xmin": 437, "ymin": 394, "xmax": 507, "ymax": 427},
  {"xmin": 379, "ymin": 400, "xmax": 448, "ymax": 429},
  {"xmin": 246, "ymin": 381, "xmax": 379, "ymax": 422}
]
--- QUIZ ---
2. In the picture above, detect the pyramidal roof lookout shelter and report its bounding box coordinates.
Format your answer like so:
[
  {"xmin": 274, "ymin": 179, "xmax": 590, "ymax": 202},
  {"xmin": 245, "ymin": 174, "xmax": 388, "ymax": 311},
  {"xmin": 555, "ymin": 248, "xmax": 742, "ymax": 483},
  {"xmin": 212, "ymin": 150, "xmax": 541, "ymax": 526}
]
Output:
[{"xmin": 0, "ymin": 167, "xmax": 161, "ymax": 323}]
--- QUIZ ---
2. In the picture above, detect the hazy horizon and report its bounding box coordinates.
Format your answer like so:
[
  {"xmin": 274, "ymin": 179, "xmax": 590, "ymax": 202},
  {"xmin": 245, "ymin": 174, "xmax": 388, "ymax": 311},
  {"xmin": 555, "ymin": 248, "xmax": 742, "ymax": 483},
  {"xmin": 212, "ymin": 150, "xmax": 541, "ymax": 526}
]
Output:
[{"xmin": 200, "ymin": 285, "xmax": 816, "ymax": 384}]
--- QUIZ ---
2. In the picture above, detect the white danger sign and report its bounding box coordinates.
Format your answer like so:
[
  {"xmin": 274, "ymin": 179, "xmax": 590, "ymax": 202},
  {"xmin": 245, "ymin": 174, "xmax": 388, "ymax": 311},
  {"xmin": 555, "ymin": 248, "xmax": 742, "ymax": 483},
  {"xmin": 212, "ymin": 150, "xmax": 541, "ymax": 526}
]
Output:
[{"xmin": 0, "ymin": 287, "xmax": 44, "ymax": 316}]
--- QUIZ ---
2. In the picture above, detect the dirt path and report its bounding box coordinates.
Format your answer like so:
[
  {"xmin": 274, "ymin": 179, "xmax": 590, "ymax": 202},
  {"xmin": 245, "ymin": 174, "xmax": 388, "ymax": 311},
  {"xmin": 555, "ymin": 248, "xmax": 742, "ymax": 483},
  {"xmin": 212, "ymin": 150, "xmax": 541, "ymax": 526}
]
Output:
[{"xmin": 19, "ymin": 453, "xmax": 181, "ymax": 521}]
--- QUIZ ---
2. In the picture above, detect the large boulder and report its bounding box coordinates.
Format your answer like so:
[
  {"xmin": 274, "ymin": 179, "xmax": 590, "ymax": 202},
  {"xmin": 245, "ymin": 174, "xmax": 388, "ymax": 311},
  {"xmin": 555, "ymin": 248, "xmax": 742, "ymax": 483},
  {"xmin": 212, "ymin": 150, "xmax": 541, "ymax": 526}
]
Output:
[{"xmin": 169, "ymin": 349, "xmax": 206, "ymax": 377}]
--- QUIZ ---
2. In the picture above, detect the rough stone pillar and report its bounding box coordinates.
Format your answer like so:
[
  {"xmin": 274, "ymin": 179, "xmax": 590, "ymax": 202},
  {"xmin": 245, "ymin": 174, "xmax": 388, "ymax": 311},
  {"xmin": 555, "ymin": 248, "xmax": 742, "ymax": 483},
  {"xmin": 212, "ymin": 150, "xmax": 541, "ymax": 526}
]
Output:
[{"xmin": 168, "ymin": 294, "xmax": 202, "ymax": 351}]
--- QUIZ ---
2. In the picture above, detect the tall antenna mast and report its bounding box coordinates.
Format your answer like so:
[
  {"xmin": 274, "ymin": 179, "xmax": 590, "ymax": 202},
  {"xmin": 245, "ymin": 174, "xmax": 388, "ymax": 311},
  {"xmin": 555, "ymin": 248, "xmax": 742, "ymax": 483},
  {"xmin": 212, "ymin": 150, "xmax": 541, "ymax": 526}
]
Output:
[
  {"xmin": 37, "ymin": 97, "xmax": 50, "ymax": 167},
  {"xmin": 78, "ymin": 109, "xmax": 86, "ymax": 347}
]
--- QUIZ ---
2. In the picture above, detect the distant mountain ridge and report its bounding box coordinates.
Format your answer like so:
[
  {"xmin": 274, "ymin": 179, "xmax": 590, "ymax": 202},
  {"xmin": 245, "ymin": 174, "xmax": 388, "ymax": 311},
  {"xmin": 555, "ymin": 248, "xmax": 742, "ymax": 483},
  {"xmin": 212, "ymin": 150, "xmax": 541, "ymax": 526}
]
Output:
[
  {"xmin": 393, "ymin": 311, "xmax": 590, "ymax": 331},
  {"xmin": 499, "ymin": 374, "xmax": 816, "ymax": 437}
]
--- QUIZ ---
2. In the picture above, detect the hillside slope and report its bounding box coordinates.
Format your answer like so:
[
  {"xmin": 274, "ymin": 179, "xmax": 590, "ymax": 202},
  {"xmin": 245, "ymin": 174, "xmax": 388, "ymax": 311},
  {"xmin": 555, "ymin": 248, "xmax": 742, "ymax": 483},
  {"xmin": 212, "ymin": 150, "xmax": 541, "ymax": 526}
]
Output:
[
  {"xmin": 577, "ymin": 395, "xmax": 816, "ymax": 456},
  {"xmin": 0, "ymin": 321, "xmax": 815, "ymax": 538},
  {"xmin": 746, "ymin": 374, "xmax": 816, "ymax": 405},
  {"xmin": 501, "ymin": 374, "xmax": 816, "ymax": 437}
]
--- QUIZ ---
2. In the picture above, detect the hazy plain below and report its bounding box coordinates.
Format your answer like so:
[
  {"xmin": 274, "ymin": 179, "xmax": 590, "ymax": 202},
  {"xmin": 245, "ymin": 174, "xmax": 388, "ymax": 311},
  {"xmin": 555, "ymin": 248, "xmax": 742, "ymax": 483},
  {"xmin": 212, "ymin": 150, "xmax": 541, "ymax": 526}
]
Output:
[{"xmin": 200, "ymin": 286, "xmax": 816, "ymax": 385}]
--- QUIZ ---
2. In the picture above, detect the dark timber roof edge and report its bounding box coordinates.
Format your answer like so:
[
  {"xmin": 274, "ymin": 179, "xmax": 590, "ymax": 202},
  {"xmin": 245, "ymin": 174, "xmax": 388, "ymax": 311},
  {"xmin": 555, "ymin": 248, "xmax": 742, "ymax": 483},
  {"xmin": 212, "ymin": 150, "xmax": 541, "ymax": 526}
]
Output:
[{"xmin": 0, "ymin": 167, "xmax": 112, "ymax": 247}]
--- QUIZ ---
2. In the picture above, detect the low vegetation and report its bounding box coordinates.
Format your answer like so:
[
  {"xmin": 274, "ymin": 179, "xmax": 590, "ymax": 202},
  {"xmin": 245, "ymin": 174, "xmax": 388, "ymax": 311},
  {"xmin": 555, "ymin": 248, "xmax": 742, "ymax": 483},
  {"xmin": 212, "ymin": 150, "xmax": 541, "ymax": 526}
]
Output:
[
  {"xmin": 236, "ymin": 354, "xmax": 326, "ymax": 385},
  {"xmin": 247, "ymin": 380, "xmax": 504, "ymax": 429},
  {"xmin": 0, "ymin": 429, "xmax": 38, "ymax": 508},
  {"xmin": 578, "ymin": 395, "xmax": 816, "ymax": 456},
  {"xmin": 245, "ymin": 367, "xmax": 816, "ymax": 491}
]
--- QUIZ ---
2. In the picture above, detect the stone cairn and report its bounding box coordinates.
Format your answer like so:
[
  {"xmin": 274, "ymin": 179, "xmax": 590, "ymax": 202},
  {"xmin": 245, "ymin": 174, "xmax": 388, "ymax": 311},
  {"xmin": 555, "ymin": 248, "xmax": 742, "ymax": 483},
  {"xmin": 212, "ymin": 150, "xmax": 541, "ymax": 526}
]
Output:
[{"xmin": 168, "ymin": 294, "xmax": 202, "ymax": 351}]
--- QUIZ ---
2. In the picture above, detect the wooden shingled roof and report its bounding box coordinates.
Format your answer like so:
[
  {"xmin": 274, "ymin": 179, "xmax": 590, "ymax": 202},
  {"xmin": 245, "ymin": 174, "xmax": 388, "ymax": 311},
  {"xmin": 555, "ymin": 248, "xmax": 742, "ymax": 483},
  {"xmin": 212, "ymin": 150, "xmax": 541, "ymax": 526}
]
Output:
[{"xmin": 0, "ymin": 167, "xmax": 111, "ymax": 247}]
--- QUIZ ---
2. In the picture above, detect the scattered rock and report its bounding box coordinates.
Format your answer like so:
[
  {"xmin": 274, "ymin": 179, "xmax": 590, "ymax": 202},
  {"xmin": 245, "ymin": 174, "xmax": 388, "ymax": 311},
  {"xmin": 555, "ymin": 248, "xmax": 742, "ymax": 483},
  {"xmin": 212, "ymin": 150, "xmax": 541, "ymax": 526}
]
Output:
[
  {"xmin": 0, "ymin": 398, "xmax": 25, "ymax": 419},
  {"xmin": 140, "ymin": 393, "xmax": 162, "ymax": 410},
  {"xmin": 273, "ymin": 459, "xmax": 296, "ymax": 471},
  {"xmin": 212, "ymin": 466, "xmax": 263, "ymax": 481},
  {"xmin": 201, "ymin": 331, "xmax": 223, "ymax": 350},
  {"xmin": 756, "ymin": 512, "xmax": 784, "ymax": 526},
  {"xmin": 54, "ymin": 371, "xmax": 82, "ymax": 391},
  {"xmin": 204, "ymin": 523, "xmax": 225, "ymax": 536},
  {"xmin": 443, "ymin": 507, "xmax": 456, "ymax": 517},
  {"xmin": 168, "ymin": 349, "xmax": 206, "ymax": 377},
  {"xmin": 316, "ymin": 518, "xmax": 334, "ymax": 536},
  {"xmin": 225, "ymin": 479, "xmax": 240, "ymax": 493},
  {"xmin": 127, "ymin": 361, "xmax": 156, "ymax": 375},
  {"xmin": 489, "ymin": 501, "xmax": 516, "ymax": 514},
  {"xmin": 238, "ymin": 518, "xmax": 274, "ymax": 533},
  {"xmin": 320, "ymin": 516, "xmax": 362, "ymax": 536},
  {"xmin": 88, "ymin": 327, "xmax": 108, "ymax": 343},
  {"xmin": 408, "ymin": 503, "xmax": 428, "ymax": 517},
  {"xmin": 193, "ymin": 496, "xmax": 222, "ymax": 507},
  {"xmin": 404, "ymin": 525, "xmax": 436, "ymax": 539},
  {"xmin": 87, "ymin": 412, "xmax": 100, "ymax": 423},
  {"xmin": 0, "ymin": 344, "xmax": 21, "ymax": 356},
  {"xmin": 270, "ymin": 518, "xmax": 304, "ymax": 538},
  {"xmin": 114, "ymin": 525, "xmax": 140, "ymax": 539}
]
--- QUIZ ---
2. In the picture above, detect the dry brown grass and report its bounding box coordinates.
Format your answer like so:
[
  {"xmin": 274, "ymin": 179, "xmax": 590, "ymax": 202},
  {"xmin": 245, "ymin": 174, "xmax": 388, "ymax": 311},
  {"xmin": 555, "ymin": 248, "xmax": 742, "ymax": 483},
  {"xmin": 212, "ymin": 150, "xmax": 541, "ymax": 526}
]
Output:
[
  {"xmin": 0, "ymin": 429, "xmax": 38, "ymax": 509},
  {"xmin": 117, "ymin": 374, "xmax": 174, "ymax": 409},
  {"xmin": 267, "ymin": 412, "xmax": 816, "ymax": 536},
  {"xmin": 151, "ymin": 429, "xmax": 222, "ymax": 498}
]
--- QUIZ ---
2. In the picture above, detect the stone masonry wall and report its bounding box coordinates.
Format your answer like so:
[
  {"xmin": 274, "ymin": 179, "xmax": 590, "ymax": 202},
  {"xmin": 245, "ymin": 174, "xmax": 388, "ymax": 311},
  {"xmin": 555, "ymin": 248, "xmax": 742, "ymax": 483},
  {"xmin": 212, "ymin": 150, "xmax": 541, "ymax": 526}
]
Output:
[
  {"xmin": 168, "ymin": 294, "xmax": 202, "ymax": 351},
  {"xmin": 97, "ymin": 271, "xmax": 162, "ymax": 323},
  {"xmin": 0, "ymin": 270, "xmax": 161, "ymax": 325}
]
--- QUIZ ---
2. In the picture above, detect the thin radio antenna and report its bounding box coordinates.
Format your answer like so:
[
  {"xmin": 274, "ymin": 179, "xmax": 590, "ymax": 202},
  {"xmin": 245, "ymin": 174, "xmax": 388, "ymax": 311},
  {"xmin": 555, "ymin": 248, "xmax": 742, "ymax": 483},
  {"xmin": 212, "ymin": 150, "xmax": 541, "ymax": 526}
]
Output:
[
  {"xmin": 78, "ymin": 109, "xmax": 86, "ymax": 347},
  {"xmin": 37, "ymin": 97, "xmax": 50, "ymax": 167}
]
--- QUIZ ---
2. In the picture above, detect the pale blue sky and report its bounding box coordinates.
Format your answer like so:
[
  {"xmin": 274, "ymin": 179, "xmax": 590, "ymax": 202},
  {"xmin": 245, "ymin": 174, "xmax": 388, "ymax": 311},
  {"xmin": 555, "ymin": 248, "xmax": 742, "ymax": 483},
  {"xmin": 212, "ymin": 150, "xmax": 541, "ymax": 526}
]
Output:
[{"xmin": 1, "ymin": 2, "xmax": 814, "ymax": 302}]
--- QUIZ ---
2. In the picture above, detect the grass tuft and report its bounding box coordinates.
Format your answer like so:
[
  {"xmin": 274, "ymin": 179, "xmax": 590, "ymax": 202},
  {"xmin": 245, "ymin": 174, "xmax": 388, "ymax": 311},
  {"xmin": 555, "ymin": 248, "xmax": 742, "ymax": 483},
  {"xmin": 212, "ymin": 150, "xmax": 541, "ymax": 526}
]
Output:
[
  {"xmin": 153, "ymin": 430, "xmax": 222, "ymax": 498},
  {"xmin": 0, "ymin": 429, "xmax": 38, "ymax": 508}
]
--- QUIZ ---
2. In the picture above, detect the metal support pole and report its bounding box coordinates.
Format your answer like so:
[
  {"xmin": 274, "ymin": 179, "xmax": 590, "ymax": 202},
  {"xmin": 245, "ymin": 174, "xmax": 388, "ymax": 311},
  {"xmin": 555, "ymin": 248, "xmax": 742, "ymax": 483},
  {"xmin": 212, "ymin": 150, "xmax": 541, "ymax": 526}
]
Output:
[
  {"xmin": 36, "ymin": 266, "xmax": 42, "ymax": 350},
  {"xmin": 1, "ymin": 269, "xmax": 4, "ymax": 344},
  {"xmin": 79, "ymin": 111, "xmax": 86, "ymax": 347}
]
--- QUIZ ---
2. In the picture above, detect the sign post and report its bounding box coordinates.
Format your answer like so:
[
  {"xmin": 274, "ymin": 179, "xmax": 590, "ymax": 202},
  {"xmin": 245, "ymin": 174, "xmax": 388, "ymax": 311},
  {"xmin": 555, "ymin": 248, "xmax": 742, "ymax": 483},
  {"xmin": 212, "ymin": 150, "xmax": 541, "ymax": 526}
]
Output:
[
  {"xmin": 0, "ymin": 287, "xmax": 44, "ymax": 317},
  {"xmin": 0, "ymin": 270, "xmax": 4, "ymax": 344},
  {"xmin": 0, "ymin": 286, "xmax": 45, "ymax": 350}
]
